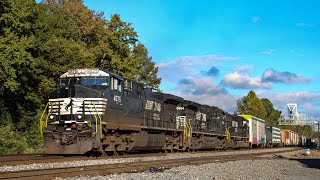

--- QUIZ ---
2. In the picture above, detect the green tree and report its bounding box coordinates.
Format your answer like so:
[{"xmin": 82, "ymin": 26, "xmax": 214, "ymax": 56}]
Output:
[
  {"xmin": 298, "ymin": 125, "xmax": 314, "ymax": 138},
  {"xmin": 35, "ymin": 0, "xmax": 97, "ymax": 77},
  {"xmin": 261, "ymin": 98, "xmax": 281, "ymax": 127},
  {"xmin": 314, "ymin": 132, "xmax": 320, "ymax": 139},
  {"xmin": 0, "ymin": 125, "xmax": 28, "ymax": 154},
  {"xmin": 98, "ymin": 14, "xmax": 137, "ymax": 78},
  {"xmin": 132, "ymin": 43, "xmax": 161, "ymax": 89},
  {"xmin": 0, "ymin": 0, "xmax": 161, "ymax": 154},
  {"xmin": 236, "ymin": 90, "xmax": 267, "ymax": 119},
  {"xmin": 0, "ymin": 0, "xmax": 39, "ymax": 130},
  {"xmin": 280, "ymin": 125, "xmax": 314, "ymax": 138}
]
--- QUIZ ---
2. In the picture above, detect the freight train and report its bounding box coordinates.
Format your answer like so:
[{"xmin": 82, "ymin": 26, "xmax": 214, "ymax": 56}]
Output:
[{"xmin": 39, "ymin": 68, "xmax": 309, "ymax": 155}]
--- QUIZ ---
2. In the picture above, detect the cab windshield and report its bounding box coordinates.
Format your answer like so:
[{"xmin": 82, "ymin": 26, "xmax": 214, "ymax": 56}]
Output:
[
  {"xmin": 60, "ymin": 78, "xmax": 80, "ymax": 86},
  {"xmin": 59, "ymin": 77, "xmax": 109, "ymax": 86},
  {"xmin": 83, "ymin": 77, "xmax": 109, "ymax": 86}
]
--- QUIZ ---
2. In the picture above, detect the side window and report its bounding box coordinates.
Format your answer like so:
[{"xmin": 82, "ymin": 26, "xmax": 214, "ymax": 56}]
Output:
[
  {"xmin": 111, "ymin": 77, "xmax": 122, "ymax": 92},
  {"xmin": 112, "ymin": 78, "xmax": 118, "ymax": 90},
  {"xmin": 60, "ymin": 78, "xmax": 69, "ymax": 86},
  {"xmin": 118, "ymin": 82, "xmax": 122, "ymax": 92},
  {"xmin": 124, "ymin": 80, "xmax": 132, "ymax": 97},
  {"xmin": 232, "ymin": 121, "xmax": 238, "ymax": 127}
]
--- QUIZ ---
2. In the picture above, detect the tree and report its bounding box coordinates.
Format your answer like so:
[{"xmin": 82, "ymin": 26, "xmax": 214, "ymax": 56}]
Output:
[
  {"xmin": 314, "ymin": 132, "xmax": 320, "ymax": 139},
  {"xmin": 0, "ymin": 0, "xmax": 161, "ymax": 154},
  {"xmin": 261, "ymin": 98, "xmax": 281, "ymax": 127},
  {"xmin": 132, "ymin": 43, "xmax": 161, "ymax": 88},
  {"xmin": 0, "ymin": 125, "xmax": 28, "ymax": 154},
  {"xmin": 98, "ymin": 14, "xmax": 137, "ymax": 78},
  {"xmin": 0, "ymin": 0, "xmax": 39, "ymax": 129},
  {"xmin": 236, "ymin": 90, "xmax": 267, "ymax": 119},
  {"xmin": 35, "ymin": 0, "xmax": 98, "ymax": 78},
  {"xmin": 281, "ymin": 125, "xmax": 314, "ymax": 138}
]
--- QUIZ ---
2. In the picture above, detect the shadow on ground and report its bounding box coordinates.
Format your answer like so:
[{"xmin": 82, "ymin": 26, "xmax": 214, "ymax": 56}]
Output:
[{"xmin": 289, "ymin": 158, "xmax": 320, "ymax": 169}]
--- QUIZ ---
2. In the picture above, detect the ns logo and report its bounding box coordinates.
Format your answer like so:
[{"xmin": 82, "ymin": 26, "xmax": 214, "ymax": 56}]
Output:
[{"xmin": 113, "ymin": 95, "xmax": 122, "ymax": 105}]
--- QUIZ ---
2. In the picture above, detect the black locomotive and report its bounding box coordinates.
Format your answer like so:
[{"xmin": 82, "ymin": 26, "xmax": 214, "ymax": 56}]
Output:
[{"xmin": 40, "ymin": 68, "xmax": 250, "ymax": 154}]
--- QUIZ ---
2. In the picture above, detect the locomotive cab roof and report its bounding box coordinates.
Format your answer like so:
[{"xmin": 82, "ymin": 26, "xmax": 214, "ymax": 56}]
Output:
[
  {"xmin": 154, "ymin": 92, "xmax": 184, "ymax": 104},
  {"xmin": 61, "ymin": 68, "xmax": 125, "ymax": 80},
  {"xmin": 183, "ymin": 100, "xmax": 201, "ymax": 111}
]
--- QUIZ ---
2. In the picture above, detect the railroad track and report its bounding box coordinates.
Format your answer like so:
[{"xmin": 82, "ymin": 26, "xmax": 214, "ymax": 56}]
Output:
[
  {"xmin": 0, "ymin": 152, "xmax": 168, "ymax": 166},
  {"xmin": 0, "ymin": 148, "xmax": 301, "ymax": 180},
  {"xmin": 0, "ymin": 154, "xmax": 99, "ymax": 166},
  {"xmin": 0, "ymin": 148, "xmax": 286, "ymax": 166}
]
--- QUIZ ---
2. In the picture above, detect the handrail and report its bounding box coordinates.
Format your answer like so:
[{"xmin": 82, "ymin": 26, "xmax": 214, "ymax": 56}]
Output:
[
  {"xmin": 45, "ymin": 103, "xmax": 53, "ymax": 128},
  {"xmin": 226, "ymin": 127, "xmax": 231, "ymax": 142},
  {"xmin": 39, "ymin": 102, "xmax": 53, "ymax": 134},
  {"xmin": 39, "ymin": 103, "xmax": 49, "ymax": 134},
  {"xmin": 182, "ymin": 117, "xmax": 192, "ymax": 140},
  {"xmin": 85, "ymin": 100, "xmax": 103, "ymax": 139},
  {"xmin": 188, "ymin": 118, "xmax": 192, "ymax": 138}
]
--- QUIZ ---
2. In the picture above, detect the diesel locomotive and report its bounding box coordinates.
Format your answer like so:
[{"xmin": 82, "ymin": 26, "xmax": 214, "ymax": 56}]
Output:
[{"xmin": 39, "ymin": 68, "xmax": 250, "ymax": 155}]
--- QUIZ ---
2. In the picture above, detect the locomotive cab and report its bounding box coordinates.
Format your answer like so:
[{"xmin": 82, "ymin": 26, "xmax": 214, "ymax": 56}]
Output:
[{"xmin": 41, "ymin": 68, "xmax": 112, "ymax": 154}]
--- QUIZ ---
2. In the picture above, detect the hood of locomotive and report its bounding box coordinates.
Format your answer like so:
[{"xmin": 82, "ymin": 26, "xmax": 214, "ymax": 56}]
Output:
[{"xmin": 47, "ymin": 84, "xmax": 107, "ymax": 123}]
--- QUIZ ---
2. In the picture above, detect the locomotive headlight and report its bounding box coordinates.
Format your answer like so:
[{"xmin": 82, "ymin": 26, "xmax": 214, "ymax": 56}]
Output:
[
  {"xmin": 49, "ymin": 114, "xmax": 55, "ymax": 120},
  {"xmin": 77, "ymin": 115, "xmax": 82, "ymax": 120}
]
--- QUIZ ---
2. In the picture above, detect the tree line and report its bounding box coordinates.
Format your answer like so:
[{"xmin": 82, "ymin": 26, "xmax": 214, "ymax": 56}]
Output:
[{"xmin": 0, "ymin": 0, "xmax": 160, "ymax": 154}]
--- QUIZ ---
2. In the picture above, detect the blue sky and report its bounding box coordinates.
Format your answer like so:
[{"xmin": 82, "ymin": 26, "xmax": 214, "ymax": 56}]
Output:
[{"xmin": 81, "ymin": 0, "xmax": 320, "ymax": 117}]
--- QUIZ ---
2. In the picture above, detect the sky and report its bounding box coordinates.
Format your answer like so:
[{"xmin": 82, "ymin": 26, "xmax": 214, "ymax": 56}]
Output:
[{"xmin": 80, "ymin": 0, "xmax": 320, "ymax": 118}]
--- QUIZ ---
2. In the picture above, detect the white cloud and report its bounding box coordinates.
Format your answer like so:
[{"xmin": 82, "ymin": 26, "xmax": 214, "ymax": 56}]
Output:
[
  {"xmin": 260, "ymin": 91, "xmax": 320, "ymax": 117},
  {"xmin": 157, "ymin": 54, "xmax": 240, "ymax": 84},
  {"xmin": 164, "ymin": 76, "xmax": 320, "ymax": 117},
  {"xmin": 157, "ymin": 54, "xmax": 319, "ymax": 117},
  {"xmin": 172, "ymin": 83, "xmax": 320, "ymax": 117},
  {"xmin": 158, "ymin": 54, "xmax": 240, "ymax": 69},
  {"xmin": 257, "ymin": 49, "xmax": 275, "ymax": 55},
  {"xmin": 289, "ymin": 49, "xmax": 305, "ymax": 57},
  {"xmin": 262, "ymin": 68, "xmax": 311, "ymax": 84},
  {"xmin": 157, "ymin": 53, "xmax": 242, "ymax": 113},
  {"xmin": 170, "ymin": 77, "xmax": 238, "ymax": 113},
  {"xmin": 221, "ymin": 71, "xmax": 272, "ymax": 89},
  {"xmin": 232, "ymin": 65, "xmax": 253, "ymax": 74},
  {"xmin": 221, "ymin": 67, "xmax": 311, "ymax": 89},
  {"xmin": 296, "ymin": 22, "xmax": 314, "ymax": 27},
  {"xmin": 252, "ymin": 16, "xmax": 260, "ymax": 23}
]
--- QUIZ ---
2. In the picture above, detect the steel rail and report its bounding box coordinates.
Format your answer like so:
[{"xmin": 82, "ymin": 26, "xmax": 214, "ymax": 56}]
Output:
[{"xmin": 0, "ymin": 149, "xmax": 301, "ymax": 180}]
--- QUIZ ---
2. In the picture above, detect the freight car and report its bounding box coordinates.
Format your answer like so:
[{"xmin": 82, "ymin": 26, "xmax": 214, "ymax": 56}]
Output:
[
  {"xmin": 265, "ymin": 127, "xmax": 281, "ymax": 147},
  {"xmin": 280, "ymin": 129, "xmax": 301, "ymax": 147},
  {"xmin": 238, "ymin": 115, "xmax": 266, "ymax": 148},
  {"xmin": 39, "ymin": 68, "xmax": 250, "ymax": 155},
  {"xmin": 291, "ymin": 131, "xmax": 300, "ymax": 146}
]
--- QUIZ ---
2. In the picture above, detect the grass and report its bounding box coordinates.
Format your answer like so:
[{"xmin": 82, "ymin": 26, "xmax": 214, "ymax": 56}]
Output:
[{"xmin": 311, "ymin": 150, "xmax": 320, "ymax": 157}]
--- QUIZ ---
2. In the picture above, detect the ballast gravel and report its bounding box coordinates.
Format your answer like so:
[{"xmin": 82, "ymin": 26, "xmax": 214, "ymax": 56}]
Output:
[
  {"xmin": 0, "ymin": 148, "xmax": 298, "ymax": 172},
  {"xmin": 90, "ymin": 159, "xmax": 320, "ymax": 180},
  {"xmin": 66, "ymin": 150, "xmax": 320, "ymax": 180},
  {"xmin": 1, "ymin": 148, "xmax": 319, "ymax": 179}
]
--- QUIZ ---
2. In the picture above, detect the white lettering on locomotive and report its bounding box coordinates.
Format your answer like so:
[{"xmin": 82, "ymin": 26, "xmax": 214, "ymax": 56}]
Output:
[
  {"xmin": 176, "ymin": 107, "xmax": 184, "ymax": 110},
  {"xmin": 113, "ymin": 95, "xmax": 122, "ymax": 104},
  {"xmin": 145, "ymin": 100, "xmax": 161, "ymax": 112},
  {"xmin": 196, "ymin": 112, "xmax": 207, "ymax": 121},
  {"xmin": 153, "ymin": 113, "xmax": 160, "ymax": 121}
]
